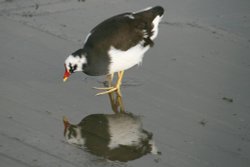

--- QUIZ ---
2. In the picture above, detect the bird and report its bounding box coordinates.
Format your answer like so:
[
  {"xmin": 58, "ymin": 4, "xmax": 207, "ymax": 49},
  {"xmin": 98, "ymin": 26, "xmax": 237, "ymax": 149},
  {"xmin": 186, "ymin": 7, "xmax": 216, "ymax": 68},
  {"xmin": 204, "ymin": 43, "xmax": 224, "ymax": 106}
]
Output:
[{"xmin": 63, "ymin": 6, "xmax": 164, "ymax": 96}]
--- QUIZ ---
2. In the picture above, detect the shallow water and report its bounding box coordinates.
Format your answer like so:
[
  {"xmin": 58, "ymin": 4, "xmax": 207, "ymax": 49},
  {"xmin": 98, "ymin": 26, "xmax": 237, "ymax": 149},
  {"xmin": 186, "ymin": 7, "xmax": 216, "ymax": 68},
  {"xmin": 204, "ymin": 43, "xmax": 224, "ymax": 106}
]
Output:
[{"xmin": 1, "ymin": 0, "xmax": 250, "ymax": 167}]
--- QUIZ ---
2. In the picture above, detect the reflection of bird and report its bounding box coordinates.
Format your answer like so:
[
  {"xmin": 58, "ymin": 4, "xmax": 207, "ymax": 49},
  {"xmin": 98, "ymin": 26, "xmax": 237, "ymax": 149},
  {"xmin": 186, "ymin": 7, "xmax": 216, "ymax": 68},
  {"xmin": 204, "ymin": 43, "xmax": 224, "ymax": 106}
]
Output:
[
  {"xmin": 63, "ymin": 113, "xmax": 160, "ymax": 162},
  {"xmin": 63, "ymin": 6, "xmax": 164, "ymax": 96}
]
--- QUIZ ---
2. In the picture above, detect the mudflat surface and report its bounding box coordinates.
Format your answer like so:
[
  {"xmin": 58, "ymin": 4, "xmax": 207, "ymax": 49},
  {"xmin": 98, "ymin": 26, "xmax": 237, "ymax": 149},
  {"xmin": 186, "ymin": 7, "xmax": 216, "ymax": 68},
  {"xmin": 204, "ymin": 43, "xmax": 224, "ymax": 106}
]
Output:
[{"xmin": 0, "ymin": 0, "xmax": 250, "ymax": 166}]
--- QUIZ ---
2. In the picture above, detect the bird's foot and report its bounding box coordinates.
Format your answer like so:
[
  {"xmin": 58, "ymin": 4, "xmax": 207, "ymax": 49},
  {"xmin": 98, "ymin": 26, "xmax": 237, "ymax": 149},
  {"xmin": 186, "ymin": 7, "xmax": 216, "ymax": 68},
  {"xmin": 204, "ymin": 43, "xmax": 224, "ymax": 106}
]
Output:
[
  {"xmin": 93, "ymin": 86, "xmax": 114, "ymax": 90},
  {"xmin": 93, "ymin": 86, "xmax": 121, "ymax": 96},
  {"xmin": 93, "ymin": 71, "xmax": 124, "ymax": 97}
]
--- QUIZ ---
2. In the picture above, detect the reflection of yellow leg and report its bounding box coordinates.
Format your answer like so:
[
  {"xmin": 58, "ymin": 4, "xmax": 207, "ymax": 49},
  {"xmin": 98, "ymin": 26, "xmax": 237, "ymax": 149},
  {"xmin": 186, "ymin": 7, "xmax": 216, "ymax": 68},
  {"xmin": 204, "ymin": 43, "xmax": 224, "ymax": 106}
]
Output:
[
  {"xmin": 109, "ymin": 93, "xmax": 118, "ymax": 113},
  {"xmin": 108, "ymin": 91, "xmax": 125, "ymax": 113},
  {"xmin": 116, "ymin": 95, "xmax": 125, "ymax": 112},
  {"xmin": 107, "ymin": 74, "xmax": 119, "ymax": 113},
  {"xmin": 94, "ymin": 71, "xmax": 124, "ymax": 97}
]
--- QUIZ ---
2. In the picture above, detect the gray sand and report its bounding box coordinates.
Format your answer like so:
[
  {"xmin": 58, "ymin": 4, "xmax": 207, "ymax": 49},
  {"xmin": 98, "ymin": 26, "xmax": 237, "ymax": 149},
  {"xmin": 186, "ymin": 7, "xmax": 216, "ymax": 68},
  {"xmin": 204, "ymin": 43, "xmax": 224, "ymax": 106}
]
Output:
[{"xmin": 0, "ymin": 0, "xmax": 250, "ymax": 166}]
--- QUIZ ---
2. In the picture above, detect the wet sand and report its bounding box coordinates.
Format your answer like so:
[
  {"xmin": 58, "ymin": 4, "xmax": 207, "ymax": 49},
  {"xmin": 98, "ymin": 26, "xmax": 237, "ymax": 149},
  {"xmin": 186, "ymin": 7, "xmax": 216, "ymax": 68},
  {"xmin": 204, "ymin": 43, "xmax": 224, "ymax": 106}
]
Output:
[{"xmin": 0, "ymin": 0, "xmax": 250, "ymax": 166}]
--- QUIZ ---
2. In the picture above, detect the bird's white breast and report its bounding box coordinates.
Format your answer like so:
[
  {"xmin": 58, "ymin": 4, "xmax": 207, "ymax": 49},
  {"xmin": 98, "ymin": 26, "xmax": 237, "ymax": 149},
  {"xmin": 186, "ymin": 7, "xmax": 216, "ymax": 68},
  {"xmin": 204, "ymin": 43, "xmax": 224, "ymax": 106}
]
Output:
[
  {"xmin": 106, "ymin": 115, "xmax": 146, "ymax": 149},
  {"xmin": 108, "ymin": 43, "xmax": 150, "ymax": 73}
]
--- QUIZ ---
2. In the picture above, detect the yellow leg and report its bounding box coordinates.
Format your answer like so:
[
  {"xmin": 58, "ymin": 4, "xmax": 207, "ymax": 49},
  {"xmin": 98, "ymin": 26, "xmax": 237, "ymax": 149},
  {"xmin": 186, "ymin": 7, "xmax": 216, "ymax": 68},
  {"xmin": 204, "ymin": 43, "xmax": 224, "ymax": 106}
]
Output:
[
  {"xmin": 107, "ymin": 73, "xmax": 114, "ymax": 86},
  {"xmin": 94, "ymin": 71, "xmax": 124, "ymax": 96},
  {"xmin": 115, "ymin": 71, "xmax": 124, "ymax": 96}
]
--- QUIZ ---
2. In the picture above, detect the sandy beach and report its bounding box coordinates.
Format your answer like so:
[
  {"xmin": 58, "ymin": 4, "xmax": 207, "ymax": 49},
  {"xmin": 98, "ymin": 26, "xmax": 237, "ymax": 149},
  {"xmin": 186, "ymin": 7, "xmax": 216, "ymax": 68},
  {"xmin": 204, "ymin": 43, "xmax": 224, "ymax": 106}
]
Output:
[{"xmin": 0, "ymin": 0, "xmax": 250, "ymax": 166}]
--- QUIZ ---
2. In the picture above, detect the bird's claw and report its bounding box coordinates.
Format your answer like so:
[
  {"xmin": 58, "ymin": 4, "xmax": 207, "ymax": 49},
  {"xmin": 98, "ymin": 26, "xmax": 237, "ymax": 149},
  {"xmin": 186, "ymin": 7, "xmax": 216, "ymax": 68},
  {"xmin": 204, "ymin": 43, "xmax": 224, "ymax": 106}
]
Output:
[{"xmin": 93, "ymin": 86, "xmax": 121, "ymax": 96}]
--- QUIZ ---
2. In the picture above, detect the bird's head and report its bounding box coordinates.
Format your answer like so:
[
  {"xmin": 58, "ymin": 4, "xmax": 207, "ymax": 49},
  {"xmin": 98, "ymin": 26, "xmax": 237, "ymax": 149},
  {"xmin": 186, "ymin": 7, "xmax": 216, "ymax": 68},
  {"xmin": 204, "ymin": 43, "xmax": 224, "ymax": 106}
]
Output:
[
  {"xmin": 63, "ymin": 116, "xmax": 84, "ymax": 145},
  {"xmin": 63, "ymin": 49, "xmax": 87, "ymax": 82}
]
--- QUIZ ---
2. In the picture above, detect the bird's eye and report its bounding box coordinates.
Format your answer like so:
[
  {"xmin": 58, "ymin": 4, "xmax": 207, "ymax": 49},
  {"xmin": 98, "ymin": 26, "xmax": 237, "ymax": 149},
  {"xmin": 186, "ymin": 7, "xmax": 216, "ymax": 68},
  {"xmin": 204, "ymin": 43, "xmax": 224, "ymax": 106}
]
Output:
[{"xmin": 69, "ymin": 63, "xmax": 77, "ymax": 73}]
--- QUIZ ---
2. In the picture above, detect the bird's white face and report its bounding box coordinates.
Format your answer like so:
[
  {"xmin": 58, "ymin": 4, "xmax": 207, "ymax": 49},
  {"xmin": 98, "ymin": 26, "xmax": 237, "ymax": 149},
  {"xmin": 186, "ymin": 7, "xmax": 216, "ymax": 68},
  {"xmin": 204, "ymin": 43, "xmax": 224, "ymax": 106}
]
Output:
[
  {"xmin": 63, "ymin": 55, "xmax": 87, "ymax": 82},
  {"xmin": 63, "ymin": 117, "xmax": 85, "ymax": 146},
  {"xmin": 150, "ymin": 15, "xmax": 163, "ymax": 40},
  {"xmin": 64, "ymin": 126, "xmax": 85, "ymax": 145}
]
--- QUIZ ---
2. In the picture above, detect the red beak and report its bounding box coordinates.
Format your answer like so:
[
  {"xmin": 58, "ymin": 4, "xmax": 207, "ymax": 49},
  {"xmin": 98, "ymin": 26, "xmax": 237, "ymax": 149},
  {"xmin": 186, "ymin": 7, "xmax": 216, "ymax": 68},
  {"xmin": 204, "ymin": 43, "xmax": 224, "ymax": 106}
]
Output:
[{"xmin": 63, "ymin": 64, "xmax": 70, "ymax": 82}]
